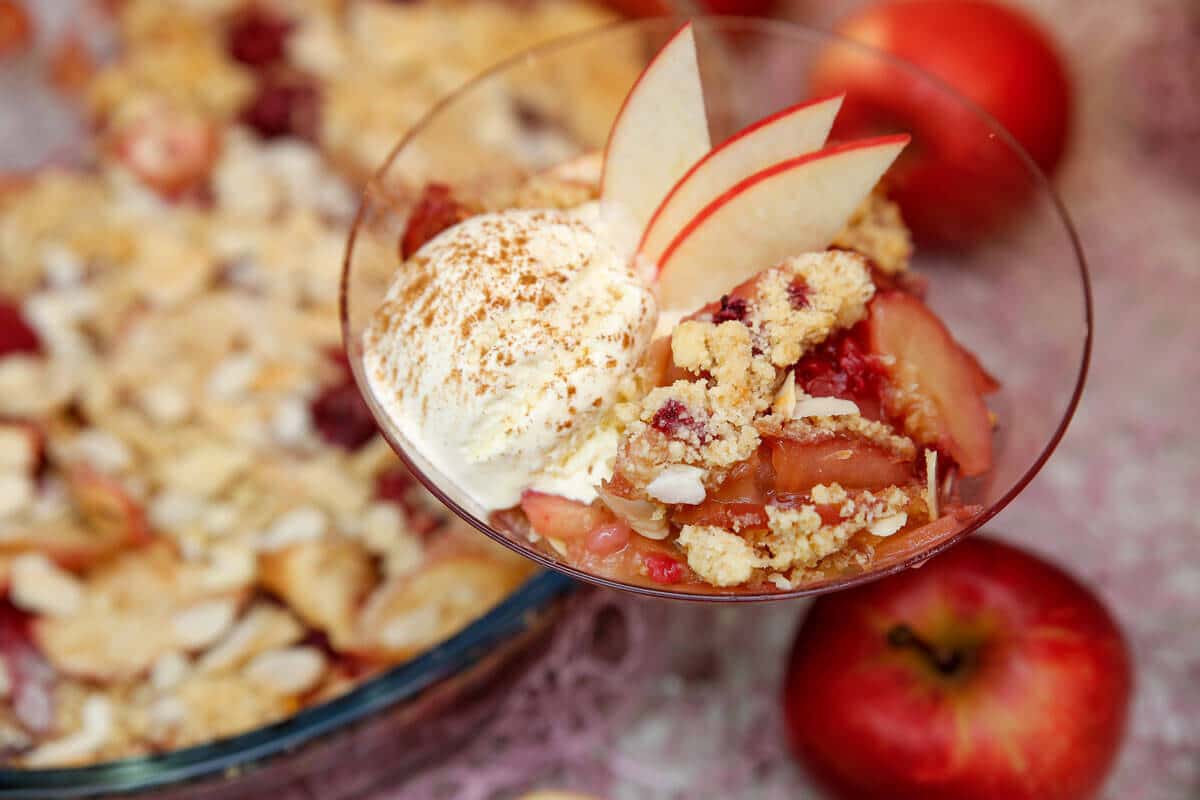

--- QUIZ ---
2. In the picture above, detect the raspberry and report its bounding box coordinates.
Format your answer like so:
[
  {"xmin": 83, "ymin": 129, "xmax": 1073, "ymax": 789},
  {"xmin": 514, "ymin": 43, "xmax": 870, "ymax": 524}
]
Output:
[
  {"xmin": 241, "ymin": 76, "xmax": 319, "ymax": 141},
  {"xmin": 711, "ymin": 294, "xmax": 749, "ymax": 323},
  {"xmin": 400, "ymin": 183, "xmax": 468, "ymax": 260},
  {"xmin": 794, "ymin": 324, "xmax": 887, "ymax": 407},
  {"xmin": 310, "ymin": 382, "xmax": 376, "ymax": 450},
  {"xmin": 787, "ymin": 277, "xmax": 811, "ymax": 309},
  {"xmin": 643, "ymin": 553, "xmax": 684, "ymax": 584},
  {"xmin": 226, "ymin": 7, "xmax": 292, "ymax": 68},
  {"xmin": 650, "ymin": 398, "xmax": 706, "ymax": 441},
  {"xmin": 0, "ymin": 298, "xmax": 40, "ymax": 358},
  {"xmin": 374, "ymin": 465, "xmax": 414, "ymax": 504}
]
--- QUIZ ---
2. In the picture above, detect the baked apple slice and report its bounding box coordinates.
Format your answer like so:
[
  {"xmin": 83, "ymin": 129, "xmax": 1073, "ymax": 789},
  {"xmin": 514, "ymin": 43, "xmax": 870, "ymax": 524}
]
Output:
[
  {"xmin": 768, "ymin": 436, "xmax": 915, "ymax": 496},
  {"xmin": 867, "ymin": 291, "xmax": 993, "ymax": 475}
]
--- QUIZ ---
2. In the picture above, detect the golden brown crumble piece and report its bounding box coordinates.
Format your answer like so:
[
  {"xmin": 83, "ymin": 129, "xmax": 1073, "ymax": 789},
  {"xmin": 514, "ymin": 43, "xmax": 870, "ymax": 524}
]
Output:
[{"xmin": 833, "ymin": 186, "xmax": 914, "ymax": 275}]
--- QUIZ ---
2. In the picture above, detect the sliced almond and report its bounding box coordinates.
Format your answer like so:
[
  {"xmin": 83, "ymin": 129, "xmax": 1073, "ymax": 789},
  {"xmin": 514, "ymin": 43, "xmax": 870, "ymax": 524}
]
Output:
[
  {"xmin": 172, "ymin": 599, "xmax": 238, "ymax": 650},
  {"xmin": 793, "ymin": 394, "xmax": 860, "ymax": 418},
  {"xmin": 243, "ymin": 646, "xmax": 326, "ymax": 696},
  {"xmin": 868, "ymin": 512, "xmax": 908, "ymax": 538},
  {"xmin": 646, "ymin": 465, "xmax": 706, "ymax": 505},
  {"xmin": 23, "ymin": 695, "xmax": 112, "ymax": 767},
  {"xmin": 10, "ymin": 554, "xmax": 84, "ymax": 617},
  {"xmin": 772, "ymin": 371, "xmax": 797, "ymax": 419},
  {"xmin": 197, "ymin": 604, "xmax": 304, "ymax": 673},
  {"xmin": 925, "ymin": 449, "xmax": 938, "ymax": 520}
]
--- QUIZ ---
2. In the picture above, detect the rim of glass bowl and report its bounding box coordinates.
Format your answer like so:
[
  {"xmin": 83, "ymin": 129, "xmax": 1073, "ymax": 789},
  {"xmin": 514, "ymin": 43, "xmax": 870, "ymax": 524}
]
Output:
[
  {"xmin": 0, "ymin": 572, "xmax": 573, "ymax": 798},
  {"xmin": 341, "ymin": 15, "xmax": 1093, "ymax": 604}
]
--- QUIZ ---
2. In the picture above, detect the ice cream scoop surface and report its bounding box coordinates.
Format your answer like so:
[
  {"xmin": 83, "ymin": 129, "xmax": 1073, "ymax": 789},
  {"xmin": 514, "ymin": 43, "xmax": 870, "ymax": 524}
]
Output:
[{"xmin": 364, "ymin": 206, "xmax": 656, "ymax": 510}]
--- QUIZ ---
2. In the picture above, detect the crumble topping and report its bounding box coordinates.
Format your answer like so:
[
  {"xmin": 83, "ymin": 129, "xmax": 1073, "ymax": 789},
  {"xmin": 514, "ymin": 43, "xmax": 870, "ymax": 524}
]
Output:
[
  {"xmin": 752, "ymin": 251, "xmax": 875, "ymax": 367},
  {"xmin": 755, "ymin": 484, "xmax": 918, "ymax": 574},
  {"xmin": 833, "ymin": 187, "xmax": 913, "ymax": 274},
  {"xmin": 677, "ymin": 525, "xmax": 759, "ymax": 587}
]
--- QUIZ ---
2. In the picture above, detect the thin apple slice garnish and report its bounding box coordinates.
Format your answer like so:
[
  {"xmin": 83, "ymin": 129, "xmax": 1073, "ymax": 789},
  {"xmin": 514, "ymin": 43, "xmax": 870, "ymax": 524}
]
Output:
[
  {"xmin": 866, "ymin": 291, "xmax": 993, "ymax": 476},
  {"xmin": 655, "ymin": 135, "xmax": 909, "ymax": 312},
  {"xmin": 638, "ymin": 94, "xmax": 844, "ymax": 266},
  {"xmin": 600, "ymin": 22, "xmax": 711, "ymax": 241}
]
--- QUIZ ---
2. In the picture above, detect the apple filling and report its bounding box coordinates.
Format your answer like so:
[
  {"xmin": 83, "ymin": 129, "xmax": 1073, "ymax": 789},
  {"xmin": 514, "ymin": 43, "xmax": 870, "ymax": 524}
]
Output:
[{"xmin": 507, "ymin": 243, "xmax": 994, "ymax": 592}]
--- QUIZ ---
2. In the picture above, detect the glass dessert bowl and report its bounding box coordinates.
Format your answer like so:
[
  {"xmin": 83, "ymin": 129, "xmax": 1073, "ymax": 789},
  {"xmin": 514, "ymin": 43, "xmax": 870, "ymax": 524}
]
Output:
[{"xmin": 342, "ymin": 17, "xmax": 1091, "ymax": 601}]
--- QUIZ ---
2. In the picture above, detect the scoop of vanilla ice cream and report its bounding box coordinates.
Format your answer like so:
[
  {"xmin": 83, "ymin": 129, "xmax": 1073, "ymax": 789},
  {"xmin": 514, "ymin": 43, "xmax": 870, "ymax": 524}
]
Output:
[{"xmin": 363, "ymin": 206, "xmax": 656, "ymax": 510}]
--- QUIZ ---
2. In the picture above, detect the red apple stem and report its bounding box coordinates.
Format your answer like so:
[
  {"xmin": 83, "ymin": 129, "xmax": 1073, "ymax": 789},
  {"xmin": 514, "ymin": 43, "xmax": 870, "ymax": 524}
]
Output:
[{"xmin": 886, "ymin": 624, "xmax": 965, "ymax": 676}]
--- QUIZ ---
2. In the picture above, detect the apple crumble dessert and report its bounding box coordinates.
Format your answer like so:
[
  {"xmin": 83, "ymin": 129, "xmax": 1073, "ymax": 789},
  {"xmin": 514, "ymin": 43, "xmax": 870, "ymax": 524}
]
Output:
[{"xmin": 364, "ymin": 24, "xmax": 996, "ymax": 595}]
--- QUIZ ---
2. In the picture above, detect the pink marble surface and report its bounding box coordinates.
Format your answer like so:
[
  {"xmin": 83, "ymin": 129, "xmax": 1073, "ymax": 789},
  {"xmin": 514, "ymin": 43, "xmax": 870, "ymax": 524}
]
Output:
[{"xmin": 391, "ymin": 1, "xmax": 1200, "ymax": 798}]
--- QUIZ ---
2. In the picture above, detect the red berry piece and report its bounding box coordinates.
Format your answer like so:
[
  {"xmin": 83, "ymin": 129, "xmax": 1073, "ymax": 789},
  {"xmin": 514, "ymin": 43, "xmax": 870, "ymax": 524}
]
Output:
[
  {"xmin": 643, "ymin": 553, "xmax": 684, "ymax": 584},
  {"xmin": 310, "ymin": 382, "xmax": 376, "ymax": 450},
  {"xmin": 399, "ymin": 183, "xmax": 470, "ymax": 260},
  {"xmin": 241, "ymin": 76, "xmax": 319, "ymax": 141},
  {"xmin": 374, "ymin": 465, "xmax": 415, "ymax": 504},
  {"xmin": 711, "ymin": 294, "xmax": 749, "ymax": 324},
  {"xmin": 787, "ymin": 277, "xmax": 811, "ymax": 309},
  {"xmin": 226, "ymin": 6, "xmax": 293, "ymax": 68},
  {"xmin": 650, "ymin": 398, "xmax": 707, "ymax": 442},
  {"xmin": 794, "ymin": 324, "xmax": 888, "ymax": 410},
  {"xmin": 0, "ymin": 298, "xmax": 40, "ymax": 358}
]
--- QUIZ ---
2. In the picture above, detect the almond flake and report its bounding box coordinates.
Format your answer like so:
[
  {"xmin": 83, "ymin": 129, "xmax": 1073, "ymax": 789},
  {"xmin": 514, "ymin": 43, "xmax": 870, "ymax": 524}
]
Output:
[
  {"xmin": 172, "ymin": 599, "xmax": 238, "ymax": 650},
  {"xmin": 243, "ymin": 646, "xmax": 326, "ymax": 695},
  {"xmin": 10, "ymin": 554, "xmax": 83, "ymax": 617},
  {"xmin": 150, "ymin": 652, "xmax": 190, "ymax": 691},
  {"xmin": 0, "ymin": 660, "xmax": 10, "ymax": 698},
  {"xmin": 772, "ymin": 371, "xmax": 797, "ymax": 419},
  {"xmin": 925, "ymin": 449, "xmax": 938, "ymax": 519},
  {"xmin": 646, "ymin": 465, "xmax": 706, "ymax": 505},
  {"xmin": 0, "ymin": 474, "xmax": 35, "ymax": 518},
  {"xmin": 868, "ymin": 512, "xmax": 908, "ymax": 538},
  {"xmin": 258, "ymin": 506, "xmax": 328, "ymax": 551},
  {"xmin": 24, "ymin": 695, "xmax": 112, "ymax": 767},
  {"xmin": 793, "ymin": 395, "xmax": 860, "ymax": 418},
  {"xmin": 0, "ymin": 426, "xmax": 36, "ymax": 472}
]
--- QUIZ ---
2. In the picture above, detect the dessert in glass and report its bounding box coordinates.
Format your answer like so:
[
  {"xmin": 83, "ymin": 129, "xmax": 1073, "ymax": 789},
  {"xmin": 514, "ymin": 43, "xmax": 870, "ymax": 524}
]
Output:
[{"xmin": 344, "ymin": 17, "xmax": 1091, "ymax": 600}]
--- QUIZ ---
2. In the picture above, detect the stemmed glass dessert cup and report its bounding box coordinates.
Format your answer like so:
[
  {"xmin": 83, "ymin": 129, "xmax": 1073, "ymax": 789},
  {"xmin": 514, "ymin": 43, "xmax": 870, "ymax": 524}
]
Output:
[{"xmin": 342, "ymin": 16, "xmax": 1091, "ymax": 601}]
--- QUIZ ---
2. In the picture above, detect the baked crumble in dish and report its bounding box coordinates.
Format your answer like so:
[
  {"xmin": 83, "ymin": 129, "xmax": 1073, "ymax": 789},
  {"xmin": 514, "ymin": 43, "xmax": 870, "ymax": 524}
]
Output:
[
  {"xmin": 0, "ymin": 0, "xmax": 635, "ymax": 767},
  {"xmin": 363, "ymin": 24, "xmax": 998, "ymax": 595}
]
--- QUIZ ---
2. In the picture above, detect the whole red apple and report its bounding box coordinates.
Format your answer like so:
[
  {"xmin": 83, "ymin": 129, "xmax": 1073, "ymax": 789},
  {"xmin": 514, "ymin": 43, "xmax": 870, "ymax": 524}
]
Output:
[
  {"xmin": 809, "ymin": 0, "xmax": 1073, "ymax": 246},
  {"xmin": 783, "ymin": 536, "xmax": 1130, "ymax": 800}
]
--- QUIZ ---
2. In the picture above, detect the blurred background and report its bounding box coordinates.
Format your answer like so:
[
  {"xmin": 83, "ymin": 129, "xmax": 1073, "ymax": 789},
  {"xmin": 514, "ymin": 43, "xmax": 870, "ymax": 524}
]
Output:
[{"xmin": 0, "ymin": 0, "xmax": 1196, "ymax": 798}]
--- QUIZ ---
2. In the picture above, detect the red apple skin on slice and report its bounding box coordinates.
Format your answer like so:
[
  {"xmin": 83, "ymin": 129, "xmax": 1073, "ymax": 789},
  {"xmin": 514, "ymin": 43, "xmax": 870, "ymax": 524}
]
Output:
[
  {"xmin": 638, "ymin": 94, "xmax": 844, "ymax": 265},
  {"xmin": 655, "ymin": 135, "xmax": 909, "ymax": 312},
  {"xmin": 867, "ymin": 291, "xmax": 994, "ymax": 476},
  {"xmin": 768, "ymin": 436, "xmax": 915, "ymax": 496},
  {"xmin": 601, "ymin": 22, "xmax": 711, "ymax": 239}
]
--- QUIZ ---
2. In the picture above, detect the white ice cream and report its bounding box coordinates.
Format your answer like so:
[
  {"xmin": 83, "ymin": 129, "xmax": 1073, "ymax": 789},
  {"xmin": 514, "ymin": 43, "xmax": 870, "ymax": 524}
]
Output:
[{"xmin": 363, "ymin": 205, "xmax": 656, "ymax": 510}]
